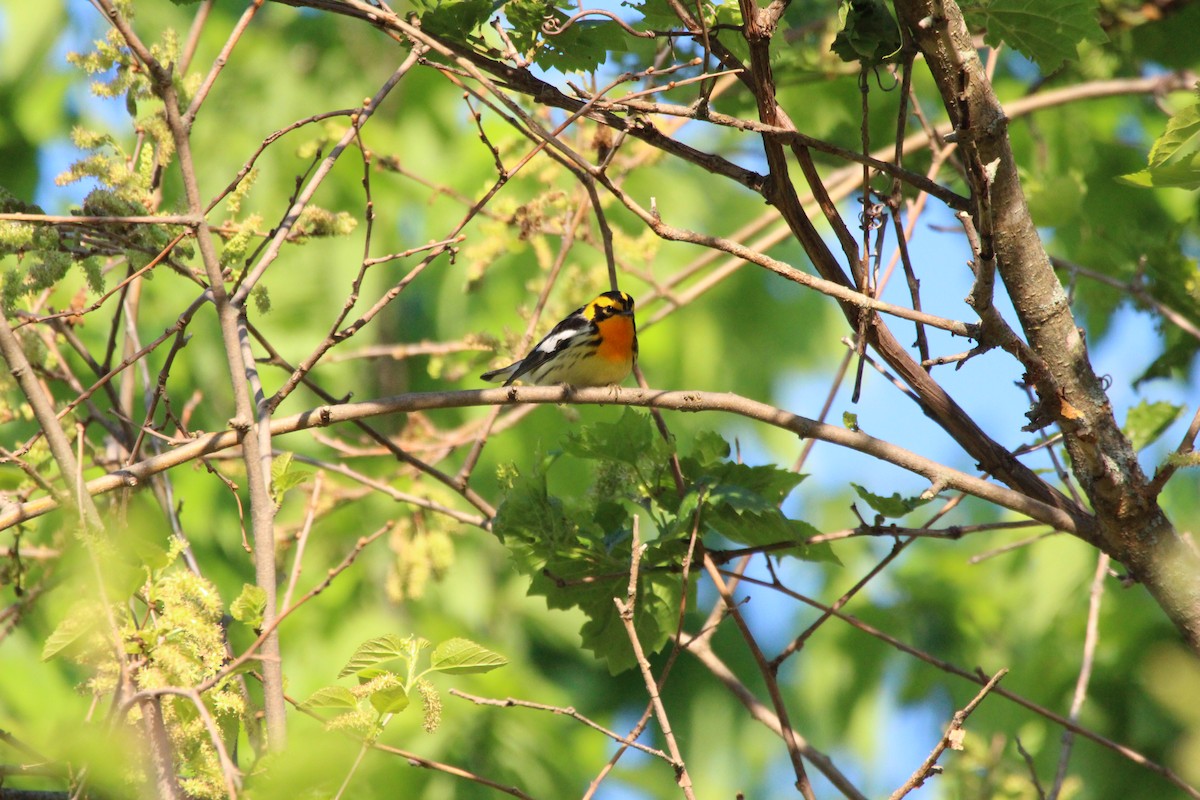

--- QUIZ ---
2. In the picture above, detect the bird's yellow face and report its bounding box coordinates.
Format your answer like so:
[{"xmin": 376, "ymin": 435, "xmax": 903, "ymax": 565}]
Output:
[
  {"xmin": 586, "ymin": 292, "xmax": 637, "ymax": 366},
  {"xmin": 582, "ymin": 291, "xmax": 635, "ymax": 321}
]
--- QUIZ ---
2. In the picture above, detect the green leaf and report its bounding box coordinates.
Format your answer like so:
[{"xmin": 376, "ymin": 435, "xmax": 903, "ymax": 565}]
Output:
[
  {"xmin": 1119, "ymin": 103, "xmax": 1200, "ymax": 189},
  {"xmin": 1125, "ymin": 400, "xmax": 1184, "ymax": 451},
  {"xmin": 368, "ymin": 682, "xmax": 410, "ymax": 715},
  {"xmin": 851, "ymin": 483, "xmax": 932, "ymax": 518},
  {"xmin": 1147, "ymin": 102, "xmax": 1200, "ymax": 169},
  {"xmin": 300, "ymin": 686, "xmax": 359, "ymax": 711},
  {"xmin": 1118, "ymin": 161, "xmax": 1200, "ymax": 189},
  {"xmin": 624, "ymin": 0, "xmax": 690, "ymax": 30},
  {"xmin": 563, "ymin": 407, "xmax": 670, "ymax": 467},
  {"xmin": 688, "ymin": 430, "xmax": 732, "ymax": 470},
  {"xmin": 831, "ymin": 0, "xmax": 902, "ymax": 66},
  {"xmin": 707, "ymin": 505, "xmax": 817, "ymax": 548},
  {"xmin": 271, "ymin": 451, "xmax": 310, "ymax": 506},
  {"xmin": 430, "ymin": 638, "xmax": 509, "ymax": 674},
  {"xmin": 705, "ymin": 462, "xmax": 806, "ymax": 507},
  {"xmin": 965, "ymin": 0, "xmax": 1104, "ymax": 71},
  {"xmin": 493, "ymin": 459, "xmax": 578, "ymax": 567},
  {"xmin": 573, "ymin": 566, "xmax": 687, "ymax": 675},
  {"xmin": 230, "ymin": 584, "xmax": 267, "ymax": 628},
  {"xmin": 505, "ymin": 0, "xmax": 628, "ymax": 73},
  {"xmin": 410, "ymin": 0, "xmax": 497, "ymax": 37},
  {"xmin": 339, "ymin": 634, "xmax": 427, "ymax": 678},
  {"xmin": 42, "ymin": 602, "xmax": 102, "ymax": 661}
]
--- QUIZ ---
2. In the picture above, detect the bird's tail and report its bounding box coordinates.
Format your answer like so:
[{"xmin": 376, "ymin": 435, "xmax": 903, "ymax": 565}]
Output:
[{"xmin": 480, "ymin": 363, "xmax": 518, "ymax": 384}]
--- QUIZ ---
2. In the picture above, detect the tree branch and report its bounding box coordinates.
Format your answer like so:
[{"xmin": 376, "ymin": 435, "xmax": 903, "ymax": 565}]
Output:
[
  {"xmin": 894, "ymin": 0, "xmax": 1200, "ymax": 654},
  {"xmin": 1, "ymin": 386, "xmax": 1091, "ymax": 539}
]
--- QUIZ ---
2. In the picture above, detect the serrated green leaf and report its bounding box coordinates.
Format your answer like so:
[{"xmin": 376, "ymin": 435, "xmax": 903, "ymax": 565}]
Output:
[
  {"xmin": 230, "ymin": 583, "xmax": 267, "ymax": 628},
  {"xmin": 340, "ymin": 634, "xmax": 426, "ymax": 678},
  {"xmin": 706, "ymin": 505, "xmax": 821, "ymax": 552},
  {"xmin": 688, "ymin": 431, "xmax": 732, "ymax": 469},
  {"xmin": 506, "ymin": 0, "xmax": 626, "ymax": 73},
  {"xmin": 575, "ymin": 567, "xmax": 686, "ymax": 674},
  {"xmin": 271, "ymin": 452, "xmax": 310, "ymax": 505},
  {"xmin": 1119, "ymin": 154, "xmax": 1200, "ymax": 190},
  {"xmin": 430, "ymin": 638, "xmax": 508, "ymax": 674},
  {"xmin": 966, "ymin": 0, "xmax": 1104, "ymax": 71},
  {"xmin": 300, "ymin": 686, "xmax": 359, "ymax": 711},
  {"xmin": 1125, "ymin": 400, "xmax": 1183, "ymax": 451},
  {"xmin": 689, "ymin": 461, "xmax": 806, "ymax": 508},
  {"xmin": 851, "ymin": 483, "xmax": 932, "ymax": 518},
  {"xmin": 624, "ymin": 0, "xmax": 689, "ymax": 30},
  {"xmin": 563, "ymin": 408, "xmax": 669, "ymax": 467},
  {"xmin": 1148, "ymin": 103, "xmax": 1200, "ymax": 169},
  {"xmin": 410, "ymin": 0, "xmax": 497, "ymax": 37},
  {"xmin": 493, "ymin": 459, "xmax": 577, "ymax": 564},
  {"xmin": 42, "ymin": 602, "xmax": 102, "ymax": 661}
]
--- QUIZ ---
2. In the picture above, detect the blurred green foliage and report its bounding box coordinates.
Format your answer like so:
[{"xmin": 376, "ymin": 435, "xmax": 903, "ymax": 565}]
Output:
[{"xmin": 1, "ymin": 0, "xmax": 1199, "ymax": 798}]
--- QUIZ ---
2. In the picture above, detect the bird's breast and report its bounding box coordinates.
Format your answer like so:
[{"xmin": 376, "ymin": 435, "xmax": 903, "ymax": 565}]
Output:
[{"xmin": 595, "ymin": 317, "xmax": 635, "ymax": 363}]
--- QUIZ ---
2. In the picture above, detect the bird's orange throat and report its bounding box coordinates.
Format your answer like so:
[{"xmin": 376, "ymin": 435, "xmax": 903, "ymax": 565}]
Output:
[{"xmin": 596, "ymin": 316, "xmax": 635, "ymax": 363}]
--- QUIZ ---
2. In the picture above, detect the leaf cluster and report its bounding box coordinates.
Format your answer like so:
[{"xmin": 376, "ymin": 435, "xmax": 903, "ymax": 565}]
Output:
[
  {"xmin": 303, "ymin": 633, "xmax": 507, "ymax": 738},
  {"xmin": 493, "ymin": 409, "xmax": 835, "ymax": 673}
]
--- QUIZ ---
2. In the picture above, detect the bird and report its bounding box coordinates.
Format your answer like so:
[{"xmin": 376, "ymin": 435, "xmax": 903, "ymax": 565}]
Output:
[{"xmin": 480, "ymin": 290, "xmax": 638, "ymax": 387}]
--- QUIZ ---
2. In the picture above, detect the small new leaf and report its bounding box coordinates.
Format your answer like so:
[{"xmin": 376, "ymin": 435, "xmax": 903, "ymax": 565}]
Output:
[
  {"xmin": 271, "ymin": 452, "xmax": 310, "ymax": 507},
  {"xmin": 368, "ymin": 682, "xmax": 410, "ymax": 715},
  {"xmin": 1125, "ymin": 400, "xmax": 1183, "ymax": 451},
  {"xmin": 852, "ymin": 483, "xmax": 932, "ymax": 518},
  {"xmin": 430, "ymin": 638, "xmax": 508, "ymax": 674},
  {"xmin": 230, "ymin": 584, "xmax": 267, "ymax": 629}
]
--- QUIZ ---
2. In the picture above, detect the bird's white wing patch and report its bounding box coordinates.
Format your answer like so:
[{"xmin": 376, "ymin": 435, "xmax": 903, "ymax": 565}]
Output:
[{"xmin": 537, "ymin": 326, "xmax": 583, "ymax": 355}]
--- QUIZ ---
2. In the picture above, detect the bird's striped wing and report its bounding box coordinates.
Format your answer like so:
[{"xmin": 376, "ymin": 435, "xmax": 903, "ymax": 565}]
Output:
[{"xmin": 504, "ymin": 310, "xmax": 591, "ymax": 385}]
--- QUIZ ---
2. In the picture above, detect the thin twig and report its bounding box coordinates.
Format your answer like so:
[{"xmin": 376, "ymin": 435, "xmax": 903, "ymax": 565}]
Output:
[
  {"xmin": 889, "ymin": 668, "xmax": 1009, "ymax": 799},
  {"xmin": 1047, "ymin": 552, "xmax": 1109, "ymax": 799},
  {"xmin": 449, "ymin": 690, "xmax": 669, "ymax": 760},
  {"xmin": 702, "ymin": 553, "xmax": 815, "ymax": 799},
  {"xmin": 613, "ymin": 518, "xmax": 697, "ymax": 799},
  {"xmin": 721, "ymin": 568, "xmax": 1200, "ymax": 799}
]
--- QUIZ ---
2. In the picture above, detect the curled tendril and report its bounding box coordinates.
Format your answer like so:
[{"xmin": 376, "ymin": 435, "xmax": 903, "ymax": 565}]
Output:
[
  {"xmin": 858, "ymin": 200, "xmax": 888, "ymax": 231},
  {"xmin": 541, "ymin": 9, "xmax": 657, "ymax": 38}
]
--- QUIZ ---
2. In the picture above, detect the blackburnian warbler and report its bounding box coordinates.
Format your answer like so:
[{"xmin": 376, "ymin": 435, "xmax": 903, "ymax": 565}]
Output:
[{"xmin": 481, "ymin": 290, "xmax": 638, "ymax": 387}]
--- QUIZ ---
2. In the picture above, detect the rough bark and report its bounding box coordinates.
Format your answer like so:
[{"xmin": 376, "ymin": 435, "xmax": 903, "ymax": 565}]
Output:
[{"xmin": 894, "ymin": 0, "xmax": 1200, "ymax": 652}]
